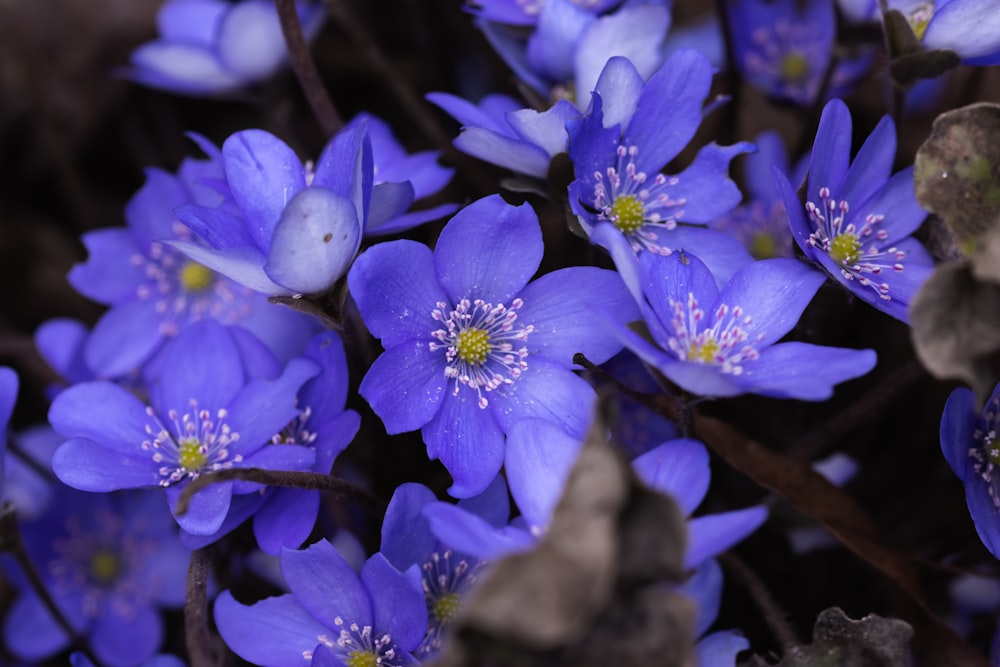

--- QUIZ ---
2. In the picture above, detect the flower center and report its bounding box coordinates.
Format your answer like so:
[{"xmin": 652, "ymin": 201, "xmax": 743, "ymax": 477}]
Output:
[
  {"xmin": 430, "ymin": 298, "xmax": 534, "ymax": 409},
  {"xmin": 89, "ymin": 550, "xmax": 121, "ymax": 585},
  {"xmin": 969, "ymin": 396, "xmax": 1000, "ymax": 507},
  {"xmin": 179, "ymin": 261, "xmax": 214, "ymax": 292},
  {"xmin": 142, "ymin": 401, "xmax": 242, "ymax": 486},
  {"xmin": 666, "ymin": 293, "xmax": 762, "ymax": 375},
  {"xmin": 806, "ymin": 186, "xmax": 905, "ymax": 302},
  {"xmin": 592, "ymin": 144, "xmax": 685, "ymax": 254},
  {"xmin": 306, "ymin": 619, "xmax": 399, "ymax": 667},
  {"xmin": 419, "ymin": 550, "xmax": 484, "ymax": 658},
  {"xmin": 829, "ymin": 233, "xmax": 862, "ymax": 264},
  {"xmin": 907, "ymin": 2, "xmax": 934, "ymax": 40},
  {"xmin": 779, "ymin": 52, "xmax": 809, "ymax": 82},
  {"xmin": 456, "ymin": 328, "xmax": 490, "ymax": 364}
]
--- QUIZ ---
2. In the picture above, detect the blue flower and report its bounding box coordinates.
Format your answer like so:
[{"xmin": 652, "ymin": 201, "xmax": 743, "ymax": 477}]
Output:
[
  {"xmin": 772, "ymin": 98, "xmax": 934, "ymax": 323},
  {"xmin": 427, "ymin": 92, "xmax": 580, "ymax": 180},
  {"xmin": 67, "ymin": 139, "xmax": 318, "ymax": 378},
  {"xmin": 595, "ymin": 224, "xmax": 877, "ymax": 400},
  {"xmin": 426, "ymin": 418, "xmax": 767, "ymax": 571},
  {"xmin": 215, "ymin": 540, "xmax": 426, "ymax": 667},
  {"xmin": 178, "ymin": 330, "xmax": 360, "ymax": 554},
  {"xmin": 172, "ymin": 123, "xmax": 372, "ymax": 297},
  {"xmin": 2, "ymin": 489, "xmax": 189, "ymax": 667},
  {"xmin": 126, "ymin": 0, "xmax": 325, "ymax": 96},
  {"xmin": 49, "ymin": 320, "xmax": 319, "ymax": 536},
  {"xmin": 466, "ymin": 0, "xmax": 623, "ymax": 27},
  {"xmin": 725, "ymin": 0, "xmax": 871, "ymax": 105},
  {"xmin": 477, "ymin": 0, "xmax": 672, "ymax": 107},
  {"xmin": 941, "ymin": 383, "xmax": 1000, "ymax": 559},
  {"xmin": 838, "ymin": 0, "xmax": 1000, "ymax": 66},
  {"xmin": 709, "ymin": 131, "xmax": 799, "ymax": 260},
  {"xmin": 347, "ymin": 194, "xmax": 637, "ymax": 497},
  {"xmin": 380, "ymin": 478, "xmax": 508, "ymax": 658},
  {"xmin": 566, "ymin": 52, "xmax": 755, "ymax": 281}
]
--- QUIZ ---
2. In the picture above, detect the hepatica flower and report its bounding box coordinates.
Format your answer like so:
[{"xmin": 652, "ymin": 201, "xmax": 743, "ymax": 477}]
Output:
[
  {"xmin": 941, "ymin": 382, "xmax": 1000, "ymax": 558},
  {"xmin": 773, "ymin": 99, "xmax": 934, "ymax": 323},
  {"xmin": 215, "ymin": 540, "xmax": 426, "ymax": 667},
  {"xmin": 594, "ymin": 223, "xmax": 877, "ymax": 399},
  {"xmin": 68, "ymin": 140, "xmax": 317, "ymax": 378},
  {"xmin": 173, "ymin": 123, "xmax": 372, "ymax": 297},
  {"xmin": 127, "ymin": 0, "xmax": 325, "ymax": 95},
  {"xmin": 3, "ymin": 489, "xmax": 189, "ymax": 667},
  {"xmin": 567, "ymin": 52, "xmax": 754, "ymax": 279},
  {"xmin": 49, "ymin": 320, "xmax": 318, "ymax": 535},
  {"xmin": 347, "ymin": 194, "xmax": 637, "ymax": 497}
]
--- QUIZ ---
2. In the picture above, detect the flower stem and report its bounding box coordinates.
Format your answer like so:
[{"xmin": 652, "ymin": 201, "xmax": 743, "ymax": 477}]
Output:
[
  {"xmin": 174, "ymin": 468, "xmax": 385, "ymax": 517},
  {"xmin": 185, "ymin": 547, "xmax": 214, "ymax": 667},
  {"xmin": 274, "ymin": 0, "xmax": 343, "ymax": 137},
  {"xmin": 719, "ymin": 552, "xmax": 799, "ymax": 651}
]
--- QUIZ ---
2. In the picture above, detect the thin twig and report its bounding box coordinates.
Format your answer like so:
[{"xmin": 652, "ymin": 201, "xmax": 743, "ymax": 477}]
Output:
[
  {"xmin": 174, "ymin": 468, "xmax": 385, "ymax": 517},
  {"xmin": 185, "ymin": 547, "xmax": 214, "ymax": 667},
  {"xmin": 275, "ymin": 0, "xmax": 343, "ymax": 137},
  {"xmin": 720, "ymin": 552, "xmax": 800, "ymax": 651}
]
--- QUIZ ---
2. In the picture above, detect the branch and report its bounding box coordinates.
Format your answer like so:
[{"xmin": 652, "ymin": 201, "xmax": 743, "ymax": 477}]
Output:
[
  {"xmin": 275, "ymin": 0, "xmax": 342, "ymax": 137},
  {"xmin": 185, "ymin": 547, "xmax": 214, "ymax": 667}
]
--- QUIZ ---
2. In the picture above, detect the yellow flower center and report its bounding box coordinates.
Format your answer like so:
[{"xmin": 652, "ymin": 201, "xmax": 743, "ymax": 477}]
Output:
[
  {"xmin": 907, "ymin": 3, "xmax": 934, "ymax": 40},
  {"xmin": 89, "ymin": 550, "xmax": 121, "ymax": 585},
  {"xmin": 179, "ymin": 261, "xmax": 214, "ymax": 292},
  {"xmin": 456, "ymin": 328, "xmax": 490, "ymax": 365},
  {"xmin": 345, "ymin": 651, "xmax": 377, "ymax": 667},
  {"xmin": 611, "ymin": 194, "xmax": 645, "ymax": 234},
  {"xmin": 690, "ymin": 338, "xmax": 720, "ymax": 364},
  {"xmin": 829, "ymin": 233, "xmax": 862, "ymax": 264},
  {"xmin": 178, "ymin": 437, "xmax": 208, "ymax": 471},
  {"xmin": 433, "ymin": 592, "xmax": 462, "ymax": 623},
  {"xmin": 779, "ymin": 52, "xmax": 810, "ymax": 82},
  {"xmin": 749, "ymin": 232, "xmax": 779, "ymax": 260}
]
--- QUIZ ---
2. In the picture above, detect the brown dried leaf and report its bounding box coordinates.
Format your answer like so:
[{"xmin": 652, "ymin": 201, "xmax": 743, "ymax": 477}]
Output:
[
  {"xmin": 910, "ymin": 261, "xmax": 1000, "ymax": 403},
  {"xmin": 428, "ymin": 395, "xmax": 695, "ymax": 667}
]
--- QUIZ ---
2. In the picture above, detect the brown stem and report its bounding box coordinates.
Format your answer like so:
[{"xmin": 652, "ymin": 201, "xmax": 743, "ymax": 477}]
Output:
[
  {"xmin": 174, "ymin": 468, "xmax": 385, "ymax": 517},
  {"xmin": 719, "ymin": 552, "xmax": 800, "ymax": 651},
  {"xmin": 185, "ymin": 547, "xmax": 214, "ymax": 667},
  {"xmin": 275, "ymin": 0, "xmax": 343, "ymax": 137}
]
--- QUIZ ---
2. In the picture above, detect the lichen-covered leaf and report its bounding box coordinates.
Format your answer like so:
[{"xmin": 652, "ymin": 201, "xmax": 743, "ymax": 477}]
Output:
[
  {"xmin": 910, "ymin": 262, "xmax": 1000, "ymax": 403},
  {"xmin": 914, "ymin": 103, "xmax": 1000, "ymax": 249},
  {"xmin": 746, "ymin": 608, "xmax": 913, "ymax": 667}
]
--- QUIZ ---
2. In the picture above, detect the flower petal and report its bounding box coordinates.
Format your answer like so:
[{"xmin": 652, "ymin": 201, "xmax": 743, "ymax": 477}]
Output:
[
  {"xmin": 631, "ymin": 439, "xmax": 710, "ymax": 515},
  {"xmin": 168, "ymin": 240, "xmax": 292, "ymax": 296},
  {"xmin": 68, "ymin": 229, "xmax": 145, "ymax": 304},
  {"xmin": 281, "ymin": 538, "xmax": 372, "ymax": 627},
  {"xmin": 85, "ymin": 299, "xmax": 165, "ymax": 378},
  {"xmin": 360, "ymin": 341, "xmax": 447, "ymax": 433},
  {"xmin": 128, "ymin": 43, "xmax": 243, "ymax": 94},
  {"xmin": 423, "ymin": 502, "xmax": 536, "ymax": 560},
  {"xmin": 505, "ymin": 417, "xmax": 581, "ymax": 530},
  {"xmin": 264, "ymin": 187, "xmax": 361, "ymax": 295},
  {"xmin": 216, "ymin": 1, "xmax": 288, "ymax": 79},
  {"xmin": 348, "ymin": 239, "xmax": 447, "ymax": 348},
  {"xmin": 941, "ymin": 387, "xmax": 978, "ymax": 482},
  {"xmin": 153, "ymin": 321, "xmax": 245, "ymax": 415},
  {"xmin": 490, "ymin": 357, "xmax": 595, "ymax": 439},
  {"xmin": 380, "ymin": 483, "xmax": 439, "ymax": 569},
  {"xmin": 923, "ymin": 0, "xmax": 1000, "ymax": 62},
  {"xmin": 808, "ymin": 99, "xmax": 853, "ymax": 195},
  {"xmin": 91, "ymin": 602, "xmax": 162, "ymax": 667},
  {"xmin": 839, "ymin": 115, "xmax": 896, "ymax": 209},
  {"xmin": 362, "ymin": 554, "xmax": 427, "ymax": 650},
  {"xmin": 592, "ymin": 56, "xmax": 644, "ymax": 130},
  {"xmin": 52, "ymin": 438, "xmax": 158, "ymax": 491},
  {"xmin": 686, "ymin": 506, "xmax": 768, "ymax": 569},
  {"xmin": 697, "ymin": 630, "xmax": 750, "ymax": 667},
  {"xmin": 214, "ymin": 591, "xmax": 329, "ymax": 666},
  {"xmin": 253, "ymin": 489, "xmax": 319, "ymax": 555},
  {"xmin": 422, "ymin": 387, "xmax": 506, "ymax": 498},
  {"xmin": 742, "ymin": 342, "xmax": 877, "ymax": 400},
  {"xmin": 167, "ymin": 479, "xmax": 233, "ymax": 535},
  {"xmin": 49, "ymin": 381, "xmax": 150, "ymax": 452},
  {"xmin": 434, "ymin": 196, "xmax": 542, "ymax": 305}
]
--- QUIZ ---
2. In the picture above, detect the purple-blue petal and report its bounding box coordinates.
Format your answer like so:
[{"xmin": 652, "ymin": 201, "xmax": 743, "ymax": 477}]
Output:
[
  {"xmin": 686, "ymin": 506, "xmax": 768, "ymax": 569},
  {"xmin": 670, "ymin": 142, "xmax": 755, "ymax": 224},
  {"xmin": 490, "ymin": 357, "xmax": 595, "ymax": 439},
  {"xmin": 839, "ymin": 115, "xmax": 896, "ymax": 209},
  {"xmin": 49, "ymin": 381, "xmax": 149, "ymax": 452},
  {"xmin": 742, "ymin": 342, "xmax": 877, "ymax": 400},
  {"xmin": 423, "ymin": 502, "xmax": 536, "ymax": 560},
  {"xmin": 253, "ymin": 489, "xmax": 320, "ymax": 555},
  {"xmin": 52, "ymin": 438, "xmax": 159, "ymax": 490},
  {"xmin": 941, "ymin": 387, "xmax": 977, "ymax": 482},
  {"xmin": 85, "ymin": 299, "xmax": 165, "ymax": 377},
  {"xmin": 168, "ymin": 240, "xmax": 293, "ymax": 295},
  {"xmin": 422, "ymin": 387, "xmax": 506, "ymax": 498},
  {"xmin": 153, "ymin": 321, "xmax": 246, "ymax": 417},
  {"xmin": 808, "ymin": 99, "xmax": 853, "ymax": 195},
  {"xmin": 360, "ymin": 341, "xmax": 447, "ymax": 433},
  {"xmin": 697, "ymin": 630, "xmax": 750, "ymax": 667},
  {"xmin": 505, "ymin": 417, "xmax": 581, "ymax": 530},
  {"xmin": 631, "ymin": 439, "xmax": 710, "ymax": 515},
  {"xmin": 281, "ymin": 539, "xmax": 372, "ymax": 628},
  {"xmin": 166, "ymin": 479, "xmax": 233, "ymax": 535},
  {"xmin": 434, "ymin": 196, "xmax": 542, "ymax": 306},
  {"xmin": 214, "ymin": 591, "xmax": 329, "ymax": 666},
  {"xmin": 381, "ymin": 483, "xmax": 439, "ymax": 569},
  {"xmin": 68, "ymin": 229, "xmax": 145, "ymax": 304},
  {"xmin": 361, "ymin": 554, "xmax": 427, "ymax": 650},
  {"xmin": 91, "ymin": 603, "xmax": 162, "ymax": 667}
]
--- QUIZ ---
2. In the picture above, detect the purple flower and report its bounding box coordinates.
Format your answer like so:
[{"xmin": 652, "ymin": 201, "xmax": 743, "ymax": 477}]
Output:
[
  {"xmin": 772, "ymin": 99, "xmax": 934, "ymax": 323},
  {"xmin": 172, "ymin": 123, "xmax": 372, "ymax": 297},
  {"xmin": 67, "ymin": 139, "xmax": 318, "ymax": 378},
  {"xmin": 466, "ymin": 0, "xmax": 623, "ymax": 27},
  {"xmin": 49, "ymin": 320, "xmax": 319, "ymax": 536},
  {"xmin": 427, "ymin": 92, "xmax": 579, "ymax": 180},
  {"xmin": 478, "ymin": 0, "xmax": 671, "ymax": 106},
  {"xmin": 594, "ymin": 223, "xmax": 877, "ymax": 400},
  {"xmin": 380, "ymin": 478, "xmax": 508, "ymax": 658},
  {"xmin": 941, "ymin": 383, "xmax": 1000, "ymax": 559},
  {"xmin": 215, "ymin": 540, "xmax": 426, "ymax": 667},
  {"xmin": 179, "ymin": 330, "xmax": 360, "ymax": 554},
  {"xmin": 566, "ymin": 52, "xmax": 755, "ymax": 282},
  {"xmin": 726, "ymin": 0, "xmax": 871, "ymax": 105},
  {"xmin": 347, "ymin": 194, "xmax": 637, "ymax": 497},
  {"xmin": 3, "ymin": 489, "xmax": 189, "ymax": 667},
  {"xmin": 126, "ymin": 0, "xmax": 325, "ymax": 96}
]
